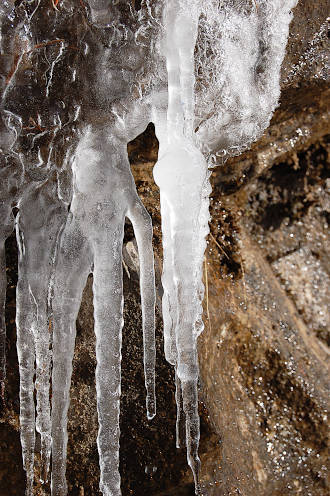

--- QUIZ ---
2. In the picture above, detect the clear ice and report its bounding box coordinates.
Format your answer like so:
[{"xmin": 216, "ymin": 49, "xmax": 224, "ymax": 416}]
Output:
[{"xmin": 0, "ymin": 0, "xmax": 297, "ymax": 494}]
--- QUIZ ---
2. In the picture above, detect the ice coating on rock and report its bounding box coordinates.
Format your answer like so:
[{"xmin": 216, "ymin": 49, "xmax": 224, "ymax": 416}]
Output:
[
  {"xmin": 195, "ymin": 0, "xmax": 298, "ymax": 157},
  {"xmin": 0, "ymin": 0, "xmax": 298, "ymax": 494}
]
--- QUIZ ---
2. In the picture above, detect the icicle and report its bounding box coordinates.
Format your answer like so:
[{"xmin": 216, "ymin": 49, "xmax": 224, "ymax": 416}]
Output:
[
  {"xmin": 16, "ymin": 180, "xmax": 65, "ymax": 492},
  {"xmin": 0, "ymin": 237, "xmax": 6, "ymax": 399},
  {"xmin": 51, "ymin": 219, "xmax": 92, "ymax": 495},
  {"xmin": 0, "ymin": 202, "xmax": 14, "ymax": 398},
  {"xmin": 15, "ymin": 213, "xmax": 36, "ymax": 496},
  {"xmin": 51, "ymin": 122, "xmax": 155, "ymax": 495},
  {"xmin": 128, "ymin": 199, "xmax": 156, "ymax": 419},
  {"xmin": 152, "ymin": 1, "xmax": 298, "ymax": 492},
  {"xmin": 175, "ymin": 370, "xmax": 184, "ymax": 449},
  {"xmin": 153, "ymin": 0, "xmax": 209, "ymax": 492}
]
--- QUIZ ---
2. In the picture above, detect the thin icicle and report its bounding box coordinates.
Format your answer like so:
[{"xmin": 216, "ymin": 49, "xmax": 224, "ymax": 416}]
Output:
[
  {"xmin": 0, "ymin": 202, "xmax": 14, "ymax": 398},
  {"xmin": 16, "ymin": 180, "xmax": 65, "ymax": 490},
  {"xmin": 0, "ymin": 238, "xmax": 6, "ymax": 399},
  {"xmin": 16, "ymin": 212, "xmax": 36, "ymax": 496},
  {"xmin": 93, "ymin": 227, "xmax": 124, "ymax": 496},
  {"xmin": 128, "ymin": 198, "xmax": 156, "ymax": 419},
  {"xmin": 175, "ymin": 370, "xmax": 184, "ymax": 449}
]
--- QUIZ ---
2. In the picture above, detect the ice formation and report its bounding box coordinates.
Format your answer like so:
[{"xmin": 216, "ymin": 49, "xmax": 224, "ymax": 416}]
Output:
[
  {"xmin": 0, "ymin": 0, "xmax": 297, "ymax": 494},
  {"xmin": 152, "ymin": 0, "xmax": 210, "ymax": 488}
]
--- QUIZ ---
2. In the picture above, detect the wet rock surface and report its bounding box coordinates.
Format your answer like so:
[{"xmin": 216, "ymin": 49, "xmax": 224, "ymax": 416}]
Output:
[
  {"xmin": 199, "ymin": 230, "xmax": 329, "ymax": 495},
  {"xmin": 244, "ymin": 139, "xmax": 330, "ymax": 345}
]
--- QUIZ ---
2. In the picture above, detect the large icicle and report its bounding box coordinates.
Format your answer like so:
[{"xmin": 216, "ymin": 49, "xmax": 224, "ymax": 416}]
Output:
[
  {"xmin": 153, "ymin": 0, "xmax": 210, "ymax": 491},
  {"xmin": 152, "ymin": 0, "xmax": 298, "ymax": 493},
  {"xmin": 51, "ymin": 118, "xmax": 155, "ymax": 496}
]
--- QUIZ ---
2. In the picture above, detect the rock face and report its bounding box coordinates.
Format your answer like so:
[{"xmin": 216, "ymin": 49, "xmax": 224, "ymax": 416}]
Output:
[
  {"xmin": 0, "ymin": 1, "xmax": 329, "ymax": 495},
  {"xmin": 199, "ymin": 230, "xmax": 329, "ymax": 495}
]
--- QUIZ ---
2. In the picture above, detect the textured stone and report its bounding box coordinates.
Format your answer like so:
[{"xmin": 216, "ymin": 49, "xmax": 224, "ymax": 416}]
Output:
[{"xmin": 198, "ymin": 229, "xmax": 329, "ymax": 495}]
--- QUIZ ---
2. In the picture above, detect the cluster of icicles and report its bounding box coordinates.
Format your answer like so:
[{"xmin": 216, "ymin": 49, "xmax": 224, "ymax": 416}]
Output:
[{"xmin": 0, "ymin": 0, "xmax": 297, "ymax": 494}]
